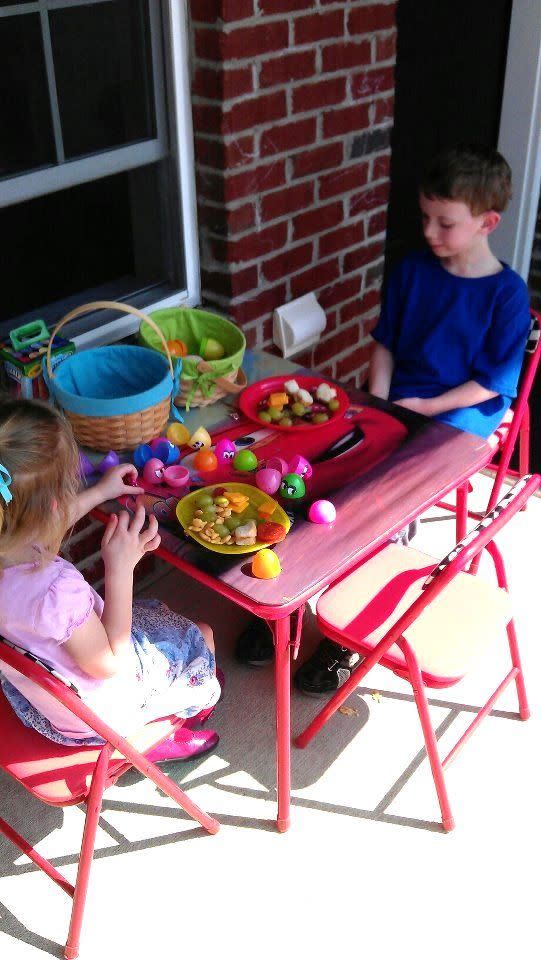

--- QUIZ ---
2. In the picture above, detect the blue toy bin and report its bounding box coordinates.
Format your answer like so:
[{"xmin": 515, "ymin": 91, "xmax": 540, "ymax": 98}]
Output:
[{"xmin": 43, "ymin": 301, "xmax": 182, "ymax": 451}]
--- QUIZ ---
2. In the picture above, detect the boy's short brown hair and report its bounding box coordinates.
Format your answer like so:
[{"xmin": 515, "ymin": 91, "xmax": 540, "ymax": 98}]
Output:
[{"xmin": 420, "ymin": 145, "xmax": 512, "ymax": 214}]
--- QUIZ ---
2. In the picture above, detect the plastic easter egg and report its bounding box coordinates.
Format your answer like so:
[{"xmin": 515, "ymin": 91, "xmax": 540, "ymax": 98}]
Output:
[
  {"xmin": 233, "ymin": 449, "xmax": 258, "ymax": 472},
  {"xmin": 96, "ymin": 450, "xmax": 120, "ymax": 473},
  {"xmin": 308, "ymin": 499, "xmax": 336, "ymax": 524},
  {"xmin": 266, "ymin": 456, "xmax": 288, "ymax": 476},
  {"xmin": 150, "ymin": 437, "xmax": 180, "ymax": 465},
  {"xmin": 255, "ymin": 467, "xmax": 282, "ymax": 495},
  {"xmin": 194, "ymin": 449, "xmax": 218, "ymax": 473},
  {"xmin": 189, "ymin": 427, "xmax": 212, "ymax": 450},
  {"xmin": 79, "ymin": 452, "xmax": 95, "ymax": 477},
  {"xmin": 167, "ymin": 423, "xmax": 191, "ymax": 446},
  {"xmin": 252, "ymin": 548, "xmax": 281, "ymax": 579},
  {"xmin": 163, "ymin": 465, "xmax": 190, "ymax": 492},
  {"xmin": 200, "ymin": 336, "xmax": 225, "ymax": 361},
  {"xmin": 288, "ymin": 454, "xmax": 312, "ymax": 478},
  {"xmin": 214, "ymin": 438, "xmax": 236, "ymax": 465},
  {"xmin": 166, "ymin": 339, "xmax": 188, "ymax": 358},
  {"xmin": 133, "ymin": 443, "xmax": 153, "ymax": 470},
  {"xmin": 280, "ymin": 472, "xmax": 306, "ymax": 500},
  {"xmin": 143, "ymin": 458, "xmax": 165, "ymax": 485}
]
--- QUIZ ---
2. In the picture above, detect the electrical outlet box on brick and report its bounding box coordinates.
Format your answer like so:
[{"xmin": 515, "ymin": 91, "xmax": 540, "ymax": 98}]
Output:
[{"xmin": 273, "ymin": 292, "xmax": 327, "ymax": 359}]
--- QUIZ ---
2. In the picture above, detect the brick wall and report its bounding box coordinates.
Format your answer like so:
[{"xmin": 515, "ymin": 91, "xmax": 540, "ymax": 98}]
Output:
[{"xmin": 190, "ymin": 0, "xmax": 397, "ymax": 387}]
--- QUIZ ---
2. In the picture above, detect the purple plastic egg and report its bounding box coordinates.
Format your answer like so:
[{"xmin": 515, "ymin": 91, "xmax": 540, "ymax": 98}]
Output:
[
  {"xmin": 133, "ymin": 443, "xmax": 153, "ymax": 470},
  {"xmin": 266, "ymin": 456, "xmax": 288, "ymax": 476},
  {"xmin": 255, "ymin": 467, "xmax": 282, "ymax": 495},
  {"xmin": 97, "ymin": 450, "xmax": 120, "ymax": 474},
  {"xmin": 308, "ymin": 499, "xmax": 336, "ymax": 524},
  {"xmin": 288, "ymin": 454, "xmax": 312, "ymax": 478},
  {"xmin": 143, "ymin": 458, "xmax": 165, "ymax": 485},
  {"xmin": 79, "ymin": 452, "xmax": 95, "ymax": 478},
  {"xmin": 214, "ymin": 438, "xmax": 236, "ymax": 465}
]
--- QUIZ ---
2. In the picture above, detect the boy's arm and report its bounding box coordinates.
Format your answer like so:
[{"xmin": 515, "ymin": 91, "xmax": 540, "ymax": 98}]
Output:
[
  {"xmin": 369, "ymin": 343, "xmax": 395, "ymax": 400},
  {"xmin": 394, "ymin": 381, "xmax": 498, "ymax": 417}
]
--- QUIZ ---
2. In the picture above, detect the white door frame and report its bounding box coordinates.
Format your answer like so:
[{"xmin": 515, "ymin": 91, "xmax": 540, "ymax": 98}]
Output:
[{"xmin": 495, "ymin": 0, "xmax": 541, "ymax": 280}]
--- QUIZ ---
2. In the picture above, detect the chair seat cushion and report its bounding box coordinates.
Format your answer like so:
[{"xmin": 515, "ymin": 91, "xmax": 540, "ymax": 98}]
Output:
[
  {"xmin": 316, "ymin": 543, "xmax": 512, "ymax": 686},
  {"xmin": 0, "ymin": 690, "xmax": 182, "ymax": 806}
]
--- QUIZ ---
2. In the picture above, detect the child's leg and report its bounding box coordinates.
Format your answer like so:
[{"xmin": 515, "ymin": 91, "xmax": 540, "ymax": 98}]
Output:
[{"xmin": 195, "ymin": 622, "xmax": 215, "ymax": 660}]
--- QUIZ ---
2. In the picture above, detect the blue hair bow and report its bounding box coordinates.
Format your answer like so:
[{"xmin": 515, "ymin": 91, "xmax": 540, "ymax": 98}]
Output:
[{"xmin": 0, "ymin": 462, "xmax": 12, "ymax": 505}]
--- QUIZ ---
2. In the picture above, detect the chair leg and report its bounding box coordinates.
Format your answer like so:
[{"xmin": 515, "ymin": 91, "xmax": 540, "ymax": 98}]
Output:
[
  {"xmin": 506, "ymin": 618, "xmax": 530, "ymax": 720},
  {"xmin": 519, "ymin": 404, "xmax": 530, "ymax": 478},
  {"xmin": 402, "ymin": 645, "xmax": 455, "ymax": 832},
  {"xmin": 65, "ymin": 744, "xmax": 113, "ymax": 960},
  {"xmin": 456, "ymin": 483, "xmax": 468, "ymax": 542}
]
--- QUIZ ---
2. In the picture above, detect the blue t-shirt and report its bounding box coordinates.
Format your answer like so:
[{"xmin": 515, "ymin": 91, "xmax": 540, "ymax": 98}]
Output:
[{"xmin": 372, "ymin": 250, "xmax": 531, "ymax": 438}]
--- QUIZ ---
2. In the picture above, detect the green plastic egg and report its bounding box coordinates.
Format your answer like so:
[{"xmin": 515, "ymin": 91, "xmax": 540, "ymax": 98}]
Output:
[
  {"xmin": 280, "ymin": 472, "xmax": 306, "ymax": 500},
  {"xmin": 233, "ymin": 450, "xmax": 258, "ymax": 472}
]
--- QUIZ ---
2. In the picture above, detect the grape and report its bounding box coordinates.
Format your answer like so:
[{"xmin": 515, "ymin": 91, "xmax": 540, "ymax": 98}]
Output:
[
  {"xmin": 312, "ymin": 413, "xmax": 329, "ymax": 424},
  {"xmin": 258, "ymin": 411, "xmax": 272, "ymax": 423},
  {"xmin": 280, "ymin": 417, "xmax": 293, "ymax": 427},
  {"xmin": 214, "ymin": 523, "xmax": 229, "ymax": 538},
  {"xmin": 195, "ymin": 493, "xmax": 213, "ymax": 508},
  {"xmin": 225, "ymin": 516, "xmax": 242, "ymax": 531},
  {"xmin": 201, "ymin": 507, "xmax": 217, "ymax": 522},
  {"xmin": 291, "ymin": 402, "xmax": 306, "ymax": 417},
  {"xmin": 328, "ymin": 399, "xmax": 340, "ymax": 412},
  {"xmin": 268, "ymin": 407, "xmax": 283, "ymax": 421}
]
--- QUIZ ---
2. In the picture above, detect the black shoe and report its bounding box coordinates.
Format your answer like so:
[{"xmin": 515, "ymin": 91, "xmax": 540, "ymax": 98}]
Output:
[
  {"xmin": 235, "ymin": 618, "xmax": 274, "ymax": 667},
  {"xmin": 294, "ymin": 638, "xmax": 360, "ymax": 698}
]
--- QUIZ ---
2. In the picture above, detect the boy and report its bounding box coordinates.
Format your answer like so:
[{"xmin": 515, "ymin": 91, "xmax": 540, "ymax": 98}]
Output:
[{"xmin": 236, "ymin": 145, "xmax": 531, "ymax": 696}]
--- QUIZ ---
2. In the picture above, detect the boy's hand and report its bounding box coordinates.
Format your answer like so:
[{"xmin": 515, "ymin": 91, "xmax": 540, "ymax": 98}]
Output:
[
  {"xmin": 101, "ymin": 503, "xmax": 161, "ymax": 572},
  {"xmin": 95, "ymin": 464, "xmax": 144, "ymax": 502},
  {"xmin": 394, "ymin": 397, "xmax": 435, "ymax": 416}
]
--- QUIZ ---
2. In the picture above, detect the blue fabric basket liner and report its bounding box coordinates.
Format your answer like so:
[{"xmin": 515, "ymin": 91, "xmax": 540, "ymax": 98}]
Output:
[{"xmin": 43, "ymin": 345, "xmax": 173, "ymax": 417}]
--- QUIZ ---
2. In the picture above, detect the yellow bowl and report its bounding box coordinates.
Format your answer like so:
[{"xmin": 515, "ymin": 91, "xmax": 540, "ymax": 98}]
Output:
[{"xmin": 176, "ymin": 481, "xmax": 291, "ymax": 554}]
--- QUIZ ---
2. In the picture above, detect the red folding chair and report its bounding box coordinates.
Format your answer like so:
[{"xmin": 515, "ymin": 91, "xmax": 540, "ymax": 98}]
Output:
[
  {"xmin": 441, "ymin": 309, "xmax": 541, "ymax": 543},
  {"xmin": 0, "ymin": 639, "xmax": 220, "ymax": 959},
  {"xmin": 295, "ymin": 474, "xmax": 539, "ymax": 832}
]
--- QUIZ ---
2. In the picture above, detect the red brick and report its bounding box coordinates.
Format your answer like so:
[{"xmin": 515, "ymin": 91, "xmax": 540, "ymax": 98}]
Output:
[
  {"xmin": 231, "ymin": 284, "xmax": 287, "ymax": 325},
  {"xmin": 376, "ymin": 31, "xmax": 397, "ymax": 62},
  {"xmin": 190, "ymin": 0, "xmax": 254, "ymax": 23},
  {"xmin": 243, "ymin": 324, "xmax": 258, "ymax": 349},
  {"xmin": 194, "ymin": 27, "xmax": 220, "ymax": 60},
  {"xmin": 295, "ymin": 10, "xmax": 344, "ymax": 45},
  {"xmin": 340, "ymin": 298, "xmax": 362, "ymax": 325},
  {"xmin": 261, "ymin": 242, "xmax": 313, "ymax": 283},
  {"xmin": 373, "ymin": 153, "xmax": 391, "ymax": 179},
  {"xmin": 368, "ymin": 208, "xmax": 387, "ymax": 236},
  {"xmin": 319, "ymin": 161, "xmax": 369, "ymax": 200},
  {"xmin": 312, "ymin": 323, "xmax": 360, "ymax": 366},
  {"xmin": 319, "ymin": 220, "xmax": 365, "ymax": 258},
  {"xmin": 361, "ymin": 288, "xmax": 381, "ymax": 313},
  {"xmin": 192, "ymin": 102, "xmax": 222, "ymax": 137},
  {"xmin": 223, "ymin": 91, "xmax": 286, "ymax": 134},
  {"xmin": 335, "ymin": 343, "xmax": 372, "ymax": 381},
  {"xmin": 351, "ymin": 66, "xmax": 394, "ymax": 99},
  {"xmin": 260, "ymin": 181, "xmax": 314, "ymax": 222},
  {"xmin": 201, "ymin": 265, "xmax": 258, "ymax": 299},
  {"xmin": 222, "ymin": 22, "xmax": 289, "ymax": 61},
  {"xmin": 323, "ymin": 102, "xmax": 371, "ymax": 138},
  {"xmin": 319, "ymin": 275, "xmax": 362, "ymax": 310},
  {"xmin": 227, "ymin": 202, "xmax": 257, "ymax": 234},
  {"xmin": 321, "ymin": 40, "xmax": 372, "ymax": 72},
  {"xmin": 196, "ymin": 168, "xmax": 224, "ymax": 204},
  {"xmin": 290, "ymin": 258, "xmax": 341, "ymax": 299},
  {"xmin": 212, "ymin": 221, "xmax": 289, "ymax": 263},
  {"xmin": 225, "ymin": 159, "xmax": 286, "ymax": 203},
  {"xmin": 292, "ymin": 142, "xmax": 343, "ymax": 179},
  {"xmin": 349, "ymin": 181, "xmax": 390, "ymax": 216},
  {"xmin": 343, "ymin": 239, "xmax": 384, "ymax": 273},
  {"xmin": 195, "ymin": 134, "xmax": 255, "ymax": 171},
  {"xmin": 260, "ymin": 50, "xmax": 316, "ymax": 88},
  {"xmin": 292, "ymin": 76, "xmax": 346, "ymax": 114},
  {"xmin": 374, "ymin": 95, "xmax": 395, "ymax": 123},
  {"xmin": 260, "ymin": 117, "xmax": 317, "ymax": 157},
  {"xmin": 348, "ymin": 4, "xmax": 396, "ymax": 35},
  {"xmin": 293, "ymin": 201, "xmax": 342, "ymax": 241},
  {"xmin": 192, "ymin": 65, "xmax": 253, "ymax": 100},
  {"xmin": 260, "ymin": 0, "xmax": 310, "ymax": 11},
  {"xmin": 363, "ymin": 313, "xmax": 380, "ymax": 335}
]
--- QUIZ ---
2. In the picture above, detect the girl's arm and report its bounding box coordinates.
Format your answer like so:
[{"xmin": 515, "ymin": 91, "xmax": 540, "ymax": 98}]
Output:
[
  {"xmin": 368, "ymin": 343, "xmax": 395, "ymax": 400},
  {"xmin": 63, "ymin": 505, "xmax": 160, "ymax": 679},
  {"xmin": 394, "ymin": 381, "xmax": 498, "ymax": 417},
  {"xmin": 70, "ymin": 464, "xmax": 144, "ymax": 525}
]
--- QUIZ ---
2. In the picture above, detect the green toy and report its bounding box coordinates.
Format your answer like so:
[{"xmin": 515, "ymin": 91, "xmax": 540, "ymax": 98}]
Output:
[
  {"xmin": 280, "ymin": 473, "xmax": 306, "ymax": 500},
  {"xmin": 233, "ymin": 450, "xmax": 258, "ymax": 472}
]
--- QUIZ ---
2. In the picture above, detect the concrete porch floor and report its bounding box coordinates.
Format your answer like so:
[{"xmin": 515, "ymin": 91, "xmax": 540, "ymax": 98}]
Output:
[{"xmin": 0, "ymin": 473, "xmax": 539, "ymax": 960}]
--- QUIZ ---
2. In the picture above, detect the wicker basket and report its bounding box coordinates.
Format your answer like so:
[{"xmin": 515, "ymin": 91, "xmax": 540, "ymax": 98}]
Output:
[
  {"xmin": 44, "ymin": 301, "xmax": 178, "ymax": 451},
  {"xmin": 139, "ymin": 307, "xmax": 246, "ymax": 410}
]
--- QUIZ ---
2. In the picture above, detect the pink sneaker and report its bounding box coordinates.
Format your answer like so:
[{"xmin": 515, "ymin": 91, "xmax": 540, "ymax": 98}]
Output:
[
  {"xmin": 146, "ymin": 726, "xmax": 219, "ymax": 763},
  {"xmin": 184, "ymin": 667, "xmax": 225, "ymax": 731}
]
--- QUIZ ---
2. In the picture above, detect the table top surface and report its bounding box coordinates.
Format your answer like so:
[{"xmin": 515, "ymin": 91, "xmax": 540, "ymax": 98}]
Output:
[{"xmin": 150, "ymin": 351, "xmax": 492, "ymax": 613}]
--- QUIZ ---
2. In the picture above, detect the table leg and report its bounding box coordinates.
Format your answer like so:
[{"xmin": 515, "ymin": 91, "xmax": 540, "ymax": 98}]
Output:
[{"xmin": 272, "ymin": 615, "xmax": 291, "ymax": 833}]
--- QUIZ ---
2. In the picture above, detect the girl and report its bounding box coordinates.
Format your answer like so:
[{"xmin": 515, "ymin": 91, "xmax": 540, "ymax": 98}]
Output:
[{"xmin": 0, "ymin": 398, "xmax": 221, "ymax": 761}]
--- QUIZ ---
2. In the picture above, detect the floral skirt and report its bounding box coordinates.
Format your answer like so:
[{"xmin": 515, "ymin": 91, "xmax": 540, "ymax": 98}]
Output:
[{"xmin": 1, "ymin": 599, "xmax": 220, "ymax": 746}]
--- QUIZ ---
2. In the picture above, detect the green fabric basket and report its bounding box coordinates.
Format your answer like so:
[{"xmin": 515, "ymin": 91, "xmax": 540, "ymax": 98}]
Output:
[{"xmin": 139, "ymin": 307, "xmax": 246, "ymax": 410}]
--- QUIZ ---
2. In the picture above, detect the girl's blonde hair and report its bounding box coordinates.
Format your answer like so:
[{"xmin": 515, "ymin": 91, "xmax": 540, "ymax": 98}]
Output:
[{"xmin": 0, "ymin": 398, "xmax": 80, "ymax": 568}]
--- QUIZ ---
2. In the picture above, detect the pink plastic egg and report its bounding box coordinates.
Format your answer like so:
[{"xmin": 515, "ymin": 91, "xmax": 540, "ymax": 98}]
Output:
[
  {"xmin": 143, "ymin": 457, "xmax": 165, "ymax": 485},
  {"xmin": 265, "ymin": 456, "xmax": 288, "ymax": 476},
  {"xmin": 255, "ymin": 467, "xmax": 282, "ymax": 495},
  {"xmin": 214, "ymin": 438, "xmax": 236, "ymax": 465},
  {"xmin": 308, "ymin": 499, "xmax": 336, "ymax": 524},
  {"xmin": 288, "ymin": 454, "xmax": 312, "ymax": 478}
]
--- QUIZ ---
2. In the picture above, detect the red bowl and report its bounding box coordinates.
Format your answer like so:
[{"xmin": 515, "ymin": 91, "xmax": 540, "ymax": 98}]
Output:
[{"xmin": 239, "ymin": 375, "xmax": 349, "ymax": 432}]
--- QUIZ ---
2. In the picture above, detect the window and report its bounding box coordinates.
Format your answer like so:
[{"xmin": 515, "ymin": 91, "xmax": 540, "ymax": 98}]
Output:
[{"xmin": 0, "ymin": 1, "xmax": 199, "ymax": 344}]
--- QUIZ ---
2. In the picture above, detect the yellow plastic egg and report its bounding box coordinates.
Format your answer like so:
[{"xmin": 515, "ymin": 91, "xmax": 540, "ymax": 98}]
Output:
[
  {"xmin": 167, "ymin": 423, "xmax": 191, "ymax": 446},
  {"xmin": 252, "ymin": 548, "xmax": 281, "ymax": 579}
]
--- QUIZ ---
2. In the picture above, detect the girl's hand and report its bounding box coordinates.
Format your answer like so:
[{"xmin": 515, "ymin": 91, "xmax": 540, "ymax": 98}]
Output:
[
  {"xmin": 96, "ymin": 464, "xmax": 144, "ymax": 502},
  {"xmin": 101, "ymin": 503, "xmax": 161, "ymax": 572}
]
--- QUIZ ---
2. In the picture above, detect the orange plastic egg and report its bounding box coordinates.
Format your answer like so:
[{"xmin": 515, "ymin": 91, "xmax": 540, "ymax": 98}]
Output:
[
  {"xmin": 194, "ymin": 449, "xmax": 218, "ymax": 473},
  {"xmin": 167, "ymin": 339, "xmax": 188, "ymax": 358},
  {"xmin": 252, "ymin": 548, "xmax": 281, "ymax": 579}
]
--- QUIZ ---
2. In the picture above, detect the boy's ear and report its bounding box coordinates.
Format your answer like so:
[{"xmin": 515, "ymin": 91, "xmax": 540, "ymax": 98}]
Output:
[{"xmin": 481, "ymin": 210, "xmax": 501, "ymax": 235}]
